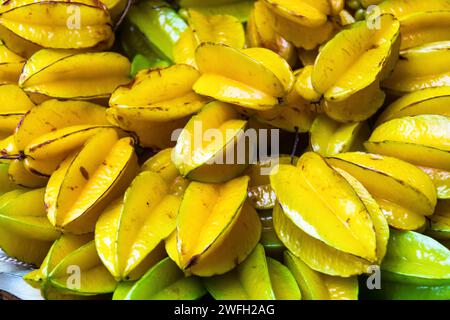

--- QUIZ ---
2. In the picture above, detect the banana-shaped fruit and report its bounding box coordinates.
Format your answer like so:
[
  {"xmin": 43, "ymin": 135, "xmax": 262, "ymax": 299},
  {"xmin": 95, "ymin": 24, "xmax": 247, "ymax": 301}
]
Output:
[
  {"xmin": 117, "ymin": 257, "xmax": 206, "ymax": 300},
  {"xmin": 19, "ymin": 50, "xmax": 131, "ymax": 99},
  {"xmin": 0, "ymin": 85, "xmax": 34, "ymax": 138},
  {"xmin": 381, "ymin": 230, "xmax": 450, "ymax": 286},
  {"xmin": 244, "ymin": 155, "xmax": 295, "ymax": 210},
  {"xmin": 428, "ymin": 200, "xmax": 450, "ymax": 240},
  {"xmin": 327, "ymin": 152, "xmax": 437, "ymax": 230},
  {"xmin": 110, "ymin": 64, "xmax": 208, "ymax": 122},
  {"xmin": 127, "ymin": 0, "xmax": 188, "ymax": 62},
  {"xmin": 95, "ymin": 151, "xmax": 188, "ymax": 280},
  {"xmin": 14, "ymin": 100, "xmax": 111, "ymax": 177},
  {"xmin": 367, "ymin": 115, "xmax": 450, "ymax": 200},
  {"xmin": 399, "ymin": 11, "xmax": 450, "ymax": 50},
  {"xmin": 174, "ymin": 9, "xmax": 245, "ymax": 67},
  {"xmin": 258, "ymin": 0, "xmax": 334, "ymax": 50},
  {"xmin": 173, "ymin": 101, "xmax": 249, "ymax": 183},
  {"xmin": 0, "ymin": 40, "xmax": 25, "ymax": 84},
  {"xmin": 0, "ymin": 25, "xmax": 41, "ymax": 59},
  {"xmin": 246, "ymin": 1, "xmax": 296, "ymax": 66},
  {"xmin": 178, "ymin": 0, "xmax": 255, "ymax": 22},
  {"xmin": 0, "ymin": 188, "xmax": 60, "ymax": 265},
  {"xmin": 204, "ymin": 244, "xmax": 301, "ymax": 300},
  {"xmin": 376, "ymin": 86, "xmax": 450, "ymax": 125},
  {"xmin": 170, "ymin": 176, "xmax": 261, "ymax": 276},
  {"xmin": 46, "ymin": 129, "xmax": 139, "ymax": 234},
  {"xmin": 311, "ymin": 14, "xmax": 400, "ymax": 122},
  {"xmin": 382, "ymin": 41, "xmax": 450, "ymax": 94},
  {"xmin": 0, "ymin": 0, "xmax": 113, "ymax": 49},
  {"xmin": 271, "ymin": 152, "xmax": 389, "ymax": 276},
  {"xmin": 24, "ymin": 234, "xmax": 117, "ymax": 298},
  {"xmin": 285, "ymin": 251, "xmax": 358, "ymax": 300},
  {"xmin": 310, "ymin": 115, "xmax": 369, "ymax": 156},
  {"xmin": 193, "ymin": 43, "xmax": 294, "ymax": 110},
  {"xmin": 259, "ymin": 209, "xmax": 285, "ymax": 257}
]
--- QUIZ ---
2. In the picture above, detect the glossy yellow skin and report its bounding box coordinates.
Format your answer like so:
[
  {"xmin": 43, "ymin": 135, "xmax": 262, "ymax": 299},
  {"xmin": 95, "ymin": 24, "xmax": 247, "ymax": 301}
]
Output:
[
  {"xmin": 0, "ymin": 40, "xmax": 25, "ymax": 84},
  {"xmin": 0, "ymin": 25, "xmax": 41, "ymax": 59},
  {"xmin": 179, "ymin": 0, "xmax": 254, "ymax": 23},
  {"xmin": 378, "ymin": 0, "xmax": 450, "ymax": 20},
  {"xmin": 0, "ymin": 84, "xmax": 34, "ymax": 136},
  {"xmin": 141, "ymin": 148, "xmax": 179, "ymax": 183},
  {"xmin": 327, "ymin": 152, "xmax": 437, "ymax": 230},
  {"xmin": 174, "ymin": 8, "xmax": 245, "ymax": 66},
  {"xmin": 173, "ymin": 101, "xmax": 249, "ymax": 183},
  {"xmin": 310, "ymin": 115, "xmax": 369, "ymax": 157},
  {"xmin": 174, "ymin": 9, "xmax": 245, "ymax": 67},
  {"xmin": 323, "ymin": 81, "xmax": 387, "ymax": 123},
  {"xmin": 295, "ymin": 65, "xmax": 321, "ymax": 102},
  {"xmin": 204, "ymin": 244, "xmax": 301, "ymax": 300},
  {"xmin": 399, "ymin": 11, "xmax": 450, "ymax": 50},
  {"xmin": 0, "ymin": 0, "xmax": 113, "ymax": 49},
  {"xmin": 284, "ymin": 251, "xmax": 358, "ymax": 300},
  {"xmin": 8, "ymin": 159, "xmax": 49, "ymax": 188},
  {"xmin": 244, "ymin": 156, "xmax": 294, "ymax": 210},
  {"xmin": 377, "ymin": 86, "xmax": 450, "ymax": 125},
  {"xmin": 193, "ymin": 43, "xmax": 292, "ymax": 109},
  {"xmin": 24, "ymin": 234, "xmax": 92, "ymax": 290},
  {"xmin": 312, "ymin": 14, "xmax": 399, "ymax": 105},
  {"xmin": 173, "ymin": 29, "xmax": 198, "ymax": 68},
  {"xmin": 273, "ymin": 180, "xmax": 389, "ymax": 277},
  {"xmin": 255, "ymin": 73, "xmax": 316, "ymax": 133},
  {"xmin": 270, "ymin": 152, "xmax": 382, "ymax": 261},
  {"xmin": 419, "ymin": 166, "xmax": 450, "ymax": 200},
  {"xmin": 0, "ymin": 188, "xmax": 60, "ymax": 265},
  {"xmin": 25, "ymin": 125, "xmax": 116, "ymax": 161},
  {"xmin": 263, "ymin": 0, "xmax": 330, "ymax": 28},
  {"xmin": 365, "ymin": 115, "xmax": 450, "ymax": 171},
  {"xmin": 19, "ymin": 50, "xmax": 131, "ymax": 99},
  {"xmin": 176, "ymin": 176, "xmax": 261, "ymax": 276},
  {"xmin": 15, "ymin": 100, "xmax": 109, "ymax": 150},
  {"xmin": 95, "ymin": 168, "xmax": 187, "ymax": 280},
  {"xmin": 0, "ymin": 163, "xmax": 16, "ymax": 194},
  {"xmin": 49, "ymin": 241, "xmax": 117, "ymax": 295},
  {"xmin": 106, "ymin": 108, "xmax": 189, "ymax": 149},
  {"xmin": 247, "ymin": 1, "xmax": 296, "ymax": 66},
  {"xmin": 46, "ymin": 130, "xmax": 139, "ymax": 234},
  {"xmin": 261, "ymin": 0, "xmax": 334, "ymax": 50},
  {"xmin": 382, "ymin": 41, "xmax": 450, "ymax": 94},
  {"xmin": 25, "ymin": 234, "xmax": 117, "ymax": 296},
  {"xmin": 110, "ymin": 65, "xmax": 208, "ymax": 122},
  {"xmin": 0, "ymin": 135, "xmax": 49, "ymax": 187},
  {"xmin": 428, "ymin": 200, "xmax": 450, "ymax": 240}
]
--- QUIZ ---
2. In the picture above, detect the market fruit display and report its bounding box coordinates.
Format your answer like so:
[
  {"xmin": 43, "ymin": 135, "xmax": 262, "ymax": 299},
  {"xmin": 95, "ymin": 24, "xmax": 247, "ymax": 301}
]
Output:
[{"xmin": 0, "ymin": 0, "xmax": 449, "ymax": 301}]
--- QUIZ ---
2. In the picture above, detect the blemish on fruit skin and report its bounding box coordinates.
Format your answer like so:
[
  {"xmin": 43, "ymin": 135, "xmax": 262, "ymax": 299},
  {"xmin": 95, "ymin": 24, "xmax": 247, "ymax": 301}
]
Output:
[{"xmin": 79, "ymin": 166, "xmax": 89, "ymax": 180}]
